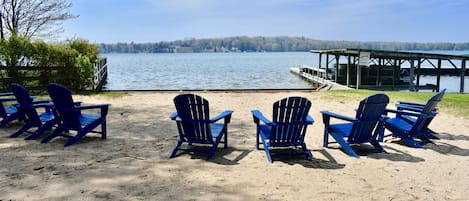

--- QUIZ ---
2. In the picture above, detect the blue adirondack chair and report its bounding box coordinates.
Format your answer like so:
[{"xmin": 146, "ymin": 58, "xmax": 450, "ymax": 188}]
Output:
[
  {"xmin": 251, "ymin": 96, "xmax": 314, "ymax": 163},
  {"xmin": 9, "ymin": 83, "xmax": 55, "ymax": 140},
  {"xmin": 383, "ymin": 89, "xmax": 446, "ymax": 148},
  {"xmin": 389, "ymin": 89, "xmax": 446, "ymax": 139},
  {"xmin": 41, "ymin": 84, "xmax": 110, "ymax": 147},
  {"xmin": 169, "ymin": 94, "xmax": 233, "ymax": 160},
  {"xmin": 0, "ymin": 92, "xmax": 20, "ymax": 127},
  {"xmin": 321, "ymin": 94, "xmax": 389, "ymax": 158}
]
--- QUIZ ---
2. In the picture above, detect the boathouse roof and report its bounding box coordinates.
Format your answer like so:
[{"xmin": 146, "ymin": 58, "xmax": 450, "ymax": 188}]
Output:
[{"xmin": 311, "ymin": 48, "xmax": 469, "ymax": 61}]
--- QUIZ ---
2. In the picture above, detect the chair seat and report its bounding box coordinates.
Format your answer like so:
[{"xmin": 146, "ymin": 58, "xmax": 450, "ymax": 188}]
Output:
[
  {"xmin": 329, "ymin": 123, "xmax": 353, "ymax": 137},
  {"xmin": 386, "ymin": 118, "xmax": 413, "ymax": 132},
  {"xmin": 211, "ymin": 123, "xmax": 224, "ymax": 138},
  {"xmin": 400, "ymin": 115, "xmax": 416, "ymax": 124},
  {"xmin": 80, "ymin": 113, "xmax": 101, "ymax": 126},
  {"xmin": 39, "ymin": 111, "xmax": 55, "ymax": 122},
  {"xmin": 259, "ymin": 123, "xmax": 307, "ymax": 146},
  {"xmin": 5, "ymin": 105, "xmax": 18, "ymax": 114}
]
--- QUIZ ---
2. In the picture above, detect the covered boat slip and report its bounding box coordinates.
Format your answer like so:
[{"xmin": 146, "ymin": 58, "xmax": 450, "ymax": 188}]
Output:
[{"xmin": 298, "ymin": 48, "xmax": 469, "ymax": 93}]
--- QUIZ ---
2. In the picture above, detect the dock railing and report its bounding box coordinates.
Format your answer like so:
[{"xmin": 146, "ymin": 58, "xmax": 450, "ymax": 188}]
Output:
[
  {"xmin": 93, "ymin": 58, "xmax": 108, "ymax": 91},
  {"xmin": 291, "ymin": 65, "xmax": 350, "ymax": 91}
]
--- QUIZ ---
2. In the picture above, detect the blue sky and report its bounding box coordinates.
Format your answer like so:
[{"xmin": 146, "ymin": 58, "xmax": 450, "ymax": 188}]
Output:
[{"xmin": 61, "ymin": 0, "xmax": 469, "ymax": 43}]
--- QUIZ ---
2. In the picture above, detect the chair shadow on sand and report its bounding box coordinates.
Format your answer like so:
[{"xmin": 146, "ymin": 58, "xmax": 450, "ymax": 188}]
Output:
[
  {"xmin": 416, "ymin": 132, "xmax": 469, "ymax": 156},
  {"xmin": 264, "ymin": 149, "xmax": 346, "ymax": 169},
  {"xmin": 325, "ymin": 143, "xmax": 425, "ymax": 163},
  {"xmin": 169, "ymin": 146, "xmax": 252, "ymax": 165},
  {"xmin": 379, "ymin": 131, "xmax": 469, "ymax": 158}
]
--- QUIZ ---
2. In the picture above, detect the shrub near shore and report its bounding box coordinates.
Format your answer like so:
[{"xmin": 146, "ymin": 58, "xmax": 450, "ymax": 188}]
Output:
[{"xmin": 0, "ymin": 36, "xmax": 100, "ymax": 91}]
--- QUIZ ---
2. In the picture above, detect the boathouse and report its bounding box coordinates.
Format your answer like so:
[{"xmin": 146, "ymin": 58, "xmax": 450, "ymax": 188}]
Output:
[{"xmin": 295, "ymin": 49, "xmax": 469, "ymax": 93}]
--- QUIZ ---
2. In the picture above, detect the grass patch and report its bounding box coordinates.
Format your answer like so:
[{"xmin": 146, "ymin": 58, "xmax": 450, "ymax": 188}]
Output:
[
  {"xmin": 91, "ymin": 91, "xmax": 130, "ymax": 98},
  {"xmin": 318, "ymin": 89, "xmax": 469, "ymax": 119}
]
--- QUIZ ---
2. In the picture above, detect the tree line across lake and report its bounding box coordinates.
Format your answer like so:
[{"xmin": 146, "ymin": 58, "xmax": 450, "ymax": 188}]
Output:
[{"xmin": 100, "ymin": 36, "xmax": 469, "ymax": 54}]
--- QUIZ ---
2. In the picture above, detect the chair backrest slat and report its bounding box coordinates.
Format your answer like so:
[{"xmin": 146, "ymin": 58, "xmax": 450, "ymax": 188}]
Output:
[
  {"xmin": 47, "ymin": 84, "xmax": 81, "ymax": 130},
  {"xmin": 174, "ymin": 94, "xmax": 213, "ymax": 143},
  {"xmin": 410, "ymin": 89, "xmax": 446, "ymax": 134},
  {"xmin": 271, "ymin": 97, "xmax": 311, "ymax": 145},
  {"xmin": 11, "ymin": 84, "xmax": 41, "ymax": 125},
  {"xmin": 348, "ymin": 94, "xmax": 389, "ymax": 144}
]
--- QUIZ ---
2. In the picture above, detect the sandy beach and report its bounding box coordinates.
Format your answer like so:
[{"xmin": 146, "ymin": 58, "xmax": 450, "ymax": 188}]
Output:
[{"xmin": 0, "ymin": 91, "xmax": 468, "ymax": 201}]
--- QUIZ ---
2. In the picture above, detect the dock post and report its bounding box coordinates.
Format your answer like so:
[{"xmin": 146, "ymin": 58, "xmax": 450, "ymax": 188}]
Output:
[
  {"xmin": 347, "ymin": 55, "xmax": 351, "ymax": 87},
  {"xmin": 416, "ymin": 59, "xmax": 422, "ymax": 92},
  {"xmin": 376, "ymin": 58, "xmax": 381, "ymax": 86},
  {"xmin": 437, "ymin": 59, "xmax": 442, "ymax": 92},
  {"xmin": 409, "ymin": 60, "xmax": 415, "ymax": 91},
  {"xmin": 325, "ymin": 54, "xmax": 329, "ymax": 80},
  {"xmin": 334, "ymin": 54, "xmax": 339, "ymax": 82},
  {"xmin": 392, "ymin": 59, "xmax": 398, "ymax": 91},
  {"xmin": 461, "ymin": 60, "xmax": 466, "ymax": 93}
]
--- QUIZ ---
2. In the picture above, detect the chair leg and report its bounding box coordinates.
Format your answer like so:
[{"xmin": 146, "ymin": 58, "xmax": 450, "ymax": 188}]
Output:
[
  {"xmin": 10, "ymin": 124, "xmax": 31, "ymax": 138},
  {"xmin": 370, "ymin": 139, "xmax": 386, "ymax": 153},
  {"xmin": 262, "ymin": 141, "xmax": 273, "ymax": 163},
  {"xmin": 101, "ymin": 119, "xmax": 107, "ymax": 139},
  {"xmin": 401, "ymin": 137, "xmax": 424, "ymax": 148},
  {"xmin": 256, "ymin": 128, "xmax": 261, "ymax": 150},
  {"xmin": 302, "ymin": 143, "xmax": 312, "ymax": 161},
  {"xmin": 223, "ymin": 126, "xmax": 228, "ymax": 149},
  {"xmin": 41, "ymin": 128, "xmax": 63, "ymax": 143},
  {"xmin": 207, "ymin": 144, "xmax": 219, "ymax": 160},
  {"xmin": 323, "ymin": 128, "xmax": 329, "ymax": 148},
  {"xmin": 25, "ymin": 121, "xmax": 55, "ymax": 140},
  {"xmin": 64, "ymin": 131, "xmax": 88, "ymax": 147},
  {"xmin": 169, "ymin": 140, "xmax": 183, "ymax": 158},
  {"xmin": 330, "ymin": 133, "xmax": 359, "ymax": 158}
]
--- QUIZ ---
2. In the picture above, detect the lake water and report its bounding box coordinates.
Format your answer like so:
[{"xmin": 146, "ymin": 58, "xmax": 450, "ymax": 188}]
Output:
[
  {"xmin": 103, "ymin": 52, "xmax": 469, "ymax": 92},
  {"xmin": 103, "ymin": 52, "xmax": 313, "ymax": 90}
]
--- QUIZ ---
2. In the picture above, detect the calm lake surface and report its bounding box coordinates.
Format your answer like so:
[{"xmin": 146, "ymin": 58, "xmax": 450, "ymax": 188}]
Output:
[{"xmin": 103, "ymin": 52, "xmax": 469, "ymax": 92}]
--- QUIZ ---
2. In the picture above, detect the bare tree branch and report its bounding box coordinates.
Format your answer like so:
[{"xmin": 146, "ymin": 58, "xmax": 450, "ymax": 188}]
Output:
[{"xmin": 0, "ymin": 0, "xmax": 77, "ymax": 40}]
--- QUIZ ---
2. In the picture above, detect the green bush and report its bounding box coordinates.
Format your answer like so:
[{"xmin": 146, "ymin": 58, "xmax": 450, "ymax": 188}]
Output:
[{"xmin": 0, "ymin": 36, "xmax": 101, "ymax": 91}]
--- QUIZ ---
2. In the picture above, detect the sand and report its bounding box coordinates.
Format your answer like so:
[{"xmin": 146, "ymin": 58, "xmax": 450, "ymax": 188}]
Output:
[{"xmin": 0, "ymin": 91, "xmax": 468, "ymax": 201}]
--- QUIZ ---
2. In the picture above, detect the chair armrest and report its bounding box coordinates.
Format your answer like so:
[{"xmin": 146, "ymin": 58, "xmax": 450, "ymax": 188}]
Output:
[
  {"xmin": 396, "ymin": 104, "xmax": 437, "ymax": 112},
  {"xmin": 320, "ymin": 110, "xmax": 356, "ymax": 122},
  {"xmin": 251, "ymin": 110, "xmax": 273, "ymax": 126},
  {"xmin": 0, "ymin": 92, "xmax": 14, "ymax": 96},
  {"xmin": 0, "ymin": 97, "xmax": 17, "ymax": 102},
  {"xmin": 33, "ymin": 103, "xmax": 53, "ymax": 108},
  {"xmin": 210, "ymin": 110, "xmax": 234, "ymax": 123},
  {"xmin": 32, "ymin": 100, "xmax": 51, "ymax": 104},
  {"xmin": 169, "ymin": 112, "xmax": 178, "ymax": 120},
  {"xmin": 75, "ymin": 104, "xmax": 110, "ymax": 110},
  {"xmin": 396, "ymin": 104, "xmax": 425, "ymax": 112},
  {"xmin": 385, "ymin": 108, "xmax": 421, "ymax": 117},
  {"xmin": 75, "ymin": 104, "xmax": 110, "ymax": 116},
  {"xmin": 397, "ymin": 101, "xmax": 426, "ymax": 107}
]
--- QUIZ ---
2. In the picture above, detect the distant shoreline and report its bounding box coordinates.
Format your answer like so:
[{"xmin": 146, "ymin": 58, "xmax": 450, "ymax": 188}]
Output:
[{"xmin": 98, "ymin": 36, "xmax": 469, "ymax": 54}]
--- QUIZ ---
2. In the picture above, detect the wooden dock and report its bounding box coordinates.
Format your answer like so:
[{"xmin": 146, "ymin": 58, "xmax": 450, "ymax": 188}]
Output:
[
  {"xmin": 294, "ymin": 49, "xmax": 469, "ymax": 93},
  {"xmin": 290, "ymin": 66, "xmax": 350, "ymax": 91}
]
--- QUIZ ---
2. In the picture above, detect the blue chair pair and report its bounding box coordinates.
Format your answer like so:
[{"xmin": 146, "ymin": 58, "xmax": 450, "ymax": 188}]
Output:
[
  {"xmin": 322, "ymin": 90, "xmax": 445, "ymax": 158},
  {"xmin": 8, "ymin": 83, "xmax": 110, "ymax": 147},
  {"xmin": 169, "ymin": 94, "xmax": 314, "ymax": 163}
]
